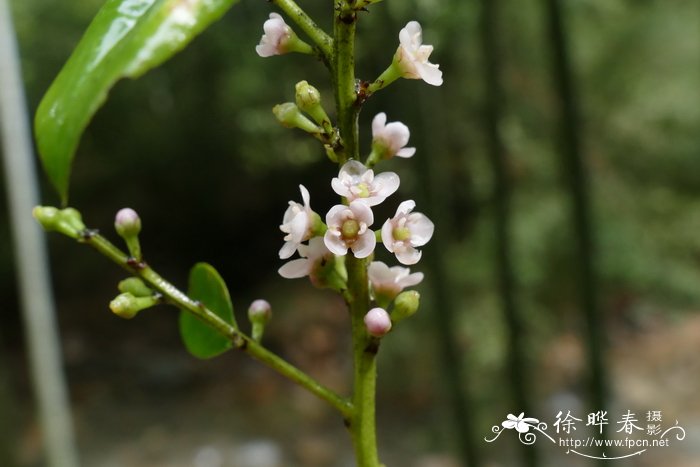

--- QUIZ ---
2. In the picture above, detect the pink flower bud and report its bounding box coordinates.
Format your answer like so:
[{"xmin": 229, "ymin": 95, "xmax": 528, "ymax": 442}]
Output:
[
  {"xmin": 114, "ymin": 208, "xmax": 141, "ymax": 237},
  {"xmin": 248, "ymin": 299, "xmax": 272, "ymax": 323},
  {"xmin": 364, "ymin": 307, "xmax": 392, "ymax": 337}
]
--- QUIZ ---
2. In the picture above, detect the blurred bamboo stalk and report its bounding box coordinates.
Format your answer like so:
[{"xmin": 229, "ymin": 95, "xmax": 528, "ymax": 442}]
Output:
[
  {"xmin": 478, "ymin": 1, "xmax": 537, "ymax": 466},
  {"xmin": 416, "ymin": 87, "xmax": 482, "ymax": 467},
  {"xmin": 0, "ymin": 1, "xmax": 80, "ymax": 466},
  {"xmin": 543, "ymin": 0, "xmax": 608, "ymax": 427}
]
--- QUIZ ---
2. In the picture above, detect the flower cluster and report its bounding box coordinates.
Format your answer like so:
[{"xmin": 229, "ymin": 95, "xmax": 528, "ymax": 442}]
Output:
[
  {"xmin": 275, "ymin": 116, "xmax": 433, "ymax": 334},
  {"xmin": 278, "ymin": 156, "xmax": 433, "ymax": 271},
  {"xmin": 258, "ymin": 15, "xmax": 441, "ymax": 338}
]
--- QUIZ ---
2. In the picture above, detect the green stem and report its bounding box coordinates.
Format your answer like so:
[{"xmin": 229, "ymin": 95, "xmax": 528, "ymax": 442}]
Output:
[
  {"xmin": 272, "ymin": 0, "xmax": 333, "ymax": 61},
  {"xmin": 333, "ymin": 3, "xmax": 359, "ymax": 163},
  {"xmin": 332, "ymin": 4, "xmax": 379, "ymax": 464},
  {"xmin": 78, "ymin": 230, "xmax": 353, "ymax": 419},
  {"xmin": 346, "ymin": 256, "xmax": 380, "ymax": 467}
]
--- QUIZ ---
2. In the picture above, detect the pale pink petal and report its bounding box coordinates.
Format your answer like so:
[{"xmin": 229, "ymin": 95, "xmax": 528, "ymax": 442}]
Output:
[
  {"xmin": 325, "ymin": 204, "xmax": 351, "ymax": 225},
  {"xmin": 281, "ymin": 202, "xmax": 299, "ymax": 225},
  {"xmin": 381, "ymin": 219, "xmax": 395, "ymax": 252},
  {"xmin": 370, "ymin": 172, "xmax": 399, "ymax": 199},
  {"xmin": 416, "ymin": 63, "xmax": 443, "ymax": 86},
  {"xmin": 340, "ymin": 159, "xmax": 366, "ymax": 178},
  {"xmin": 396, "ymin": 199, "xmax": 416, "ymax": 217},
  {"xmin": 396, "ymin": 247, "xmax": 422, "ymax": 265},
  {"xmin": 350, "ymin": 200, "xmax": 374, "ymax": 225},
  {"xmin": 288, "ymin": 211, "xmax": 309, "ymax": 241},
  {"xmin": 352, "ymin": 232, "xmax": 376, "ymax": 258},
  {"xmin": 324, "ymin": 231, "xmax": 349, "ymax": 256},
  {"xmin": 279, "ymin": 241, "xmax": 297, "ymax": 260},
  {"xmin": 278, "ymin": 258, "xmax": 311, "ymax": 278},
  {"xmin": 407, "ymin": 214, "xmax": 434, "ymax": 245},
  {"xmin": 368, "ymin": 262, "xmax": 394, "ymax": 282},
  {"xmin": 384, "ymin": 122, "xmax": 411, "ymax": 149},
  {"xmin": 372, "ymin": 112, "xmax": 387, "ymax": 135},
  {"xmin": 397, "ymin": 271, "xmax": 424, "ymax": 288},
  {"xmin": 396, "ymin": 147, "xmax": 416, "ymax": 158},
  {"xmin": 331, "ymin": 178, "xmax": 351, "ymax": 198},
  {"xmin": 299, "ymin": 184, "xmax": 310, "ymax": 207}
]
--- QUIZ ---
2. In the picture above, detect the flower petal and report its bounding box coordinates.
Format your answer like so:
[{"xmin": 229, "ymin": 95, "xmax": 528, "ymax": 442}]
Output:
[
  {"xmin": 352, "ymin": 232, "xmax": 376, "ymax": 258},
  {"xmin": 299, "ymin": 184, "xmax": 311, "ymax": 206},
  {"xmin": 417, "ymin": 62, "xmax": 443, "ymax": 86},
  {"xmin": 331, "ymin": 178, "xmax": 351, "ymax": 198},
  {"xmin": 381, "ymin": 219, "xmax": 395, "ymax": 252},
  {"xmin": 372, "ymin": 112, "xmax": 387, "ymax": 135},
  {"xmin": 396, "ymin": 147, "xmax": 416, "ymax": 158},
  {"xmin": 278, "ymin": 258, "xmax": 310, "ymax": 278},
  {"xmin": 407, "ymin": 213, "xmax": 434, "ymax": 245},
  {"xmin": 396, "ymin": 247, "xmax": 422, "ymax": 265},
  {"xmin": 395, "ymin": 199, "xmax": 416, "ymax": 217},
  {"xmin": 324, "ymin": 231, "xmax": 349, "ymax": 256},
  {"xmin": 279, "ymin": 241, "xmax": 297, "ymax": 260},
  {"xmin": 350, "ymin": 200, "xmax": 374, "ymax": 226},
  {"xmin": 397, "ymin": 271, "xmax": 424, "ymax": 288},
  {"xmin": 372, "ymin": 172, "xmax": 400, "ymax": 199}
]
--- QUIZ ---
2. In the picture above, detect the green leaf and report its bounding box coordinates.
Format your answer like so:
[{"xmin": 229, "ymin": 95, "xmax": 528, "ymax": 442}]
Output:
[
  {"xmin": 34, "ymin": 0, "xmax": 239, "ymax": 203},
  {"xmin": 179, "ymin": 262, "xmax": 237, "ymax": 359}
]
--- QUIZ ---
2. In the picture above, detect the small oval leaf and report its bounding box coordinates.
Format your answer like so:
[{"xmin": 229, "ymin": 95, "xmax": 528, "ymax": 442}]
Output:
[
  {"xmin": 179, "ymin": 262, "xmax": 236, "ymax": 359},
  {"xmin": 34, "ymin": 0, "xmax": 239, "ymax": 203}
]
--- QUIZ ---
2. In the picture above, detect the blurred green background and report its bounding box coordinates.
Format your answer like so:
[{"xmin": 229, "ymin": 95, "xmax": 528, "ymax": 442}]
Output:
[{"xmin": 1, "ymin": 0, "xmax": 699, "ymax": 466}]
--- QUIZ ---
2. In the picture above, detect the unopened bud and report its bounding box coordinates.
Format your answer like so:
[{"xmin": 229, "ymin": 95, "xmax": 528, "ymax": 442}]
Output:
[
  {"xmin": 295, "ymin": 80, "xmax": 321, "ymax": 109},
  {"xmin": 295, "ymin": 81, "xmax": 333, "ymax": 135},
  {"xmin": 115, "ymin": 208, "xmax": 141, "ymax": 237},
  {"xmin": 273, "ymin": 102, "xmax": 323, "ymax": 134},
  {"xmin": 33, "ymin": 206, "xmax": 86, "ymax": 239},
  {"xmin": 391, "ymin": 290, "xmax": 420, "ymax": 324},
  {"xmin": 248, "ymin": 299, "xmax": 272, "ymax": 342},
  {"xmin": 114, "ymin": 208, "xmax": 142, "ymax": 260},
  {"xmin": 109, "ymin": 292, "xmax": 158, "ymax": 319},
  {"xmin": 364, "ymin": 307, "xmax": 392, "ymax": 338},
  {"xmin": 118, "ymin": 277, "xmax": 153, "ymax": 297}
]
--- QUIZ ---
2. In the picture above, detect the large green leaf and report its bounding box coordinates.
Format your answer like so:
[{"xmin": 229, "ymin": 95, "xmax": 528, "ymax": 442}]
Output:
[
  {"xmin": 179, "ymin": 262, "xmax": 237, "ymax": 359},
  {"xmin": 35, "ymin": 0, "xmax": 239, "ymax": 203}
]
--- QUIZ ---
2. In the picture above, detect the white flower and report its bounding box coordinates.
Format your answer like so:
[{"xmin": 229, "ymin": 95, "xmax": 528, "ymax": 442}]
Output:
[
  {"xmin": 381, "ymin": 200, "xmax": 434, "ymax": 265},
  {"xmin": 324, "ymin": 201, "xmax": 376, "ymax": 258},
  {"xmin": 368, "ymin": 261, "xmax": 423, "ymax": 302},
  {"xmin": 331, "ymin": 160, "xmax": 400, "ymax": 206},
  {"xmin": 364, "ymin": 307, "xmax": 392, "ymax": 337},
  {"xmin": 502, "ymin": 413, "xmax": 540, "ymax": 434},
  {"xmin": 256, "ymin": 13, "xmax": 292, "ymax": 57},
  {"xmin": 278, "ymin": 237, "xmax": 331, "ymax": 279},
  {"xmin": 371, "ymin": 113, "xmax": 416, "ymax": 160},
  {"xmin": 394, "ymin": 21, "xmax": 443, "ymax": 86},
  {"xmin": 279, "ymin": 185, "xmax": 316, "ymax": 259}
]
